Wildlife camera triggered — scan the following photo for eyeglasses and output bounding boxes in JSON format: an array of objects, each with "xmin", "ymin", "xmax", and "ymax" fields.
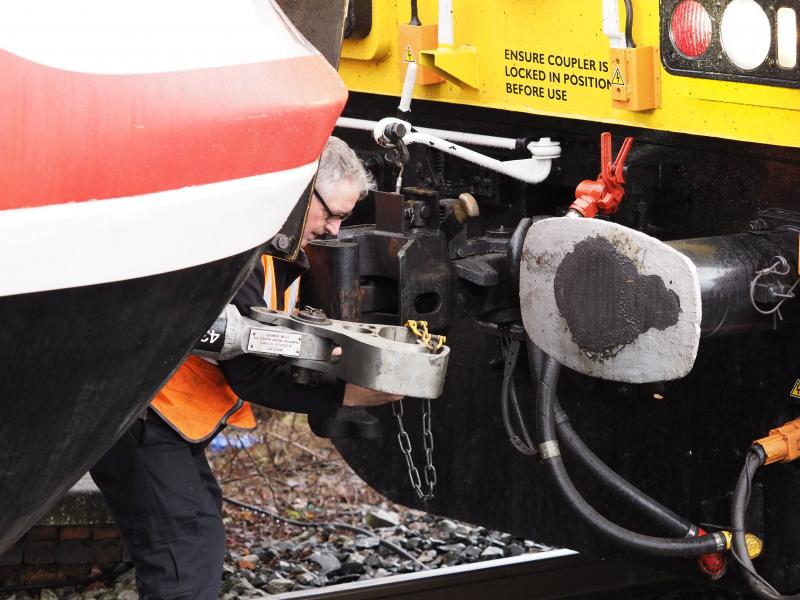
[{"xmin": 314, "ymin": 189, "xmax": 353, "ymax": 223}]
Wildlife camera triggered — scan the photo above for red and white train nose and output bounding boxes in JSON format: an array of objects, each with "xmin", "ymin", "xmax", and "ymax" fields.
[
  {"xmin": 0, "ymin": 0, "xmax": 347, "ymax": 554},
  {"xmin": 0, "ymin": 0, "xmax": 347, "ymax": 297}
]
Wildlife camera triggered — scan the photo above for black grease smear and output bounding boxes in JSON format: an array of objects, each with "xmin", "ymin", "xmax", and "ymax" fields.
[{"xmin": 554, "ymin": 236, "xmax": 680, "ymax": 356}]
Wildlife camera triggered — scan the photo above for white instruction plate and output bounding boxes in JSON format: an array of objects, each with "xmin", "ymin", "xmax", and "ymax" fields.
[{"xmin": 247, "ymin": 329, "xmax": 302, "ymax": 357}]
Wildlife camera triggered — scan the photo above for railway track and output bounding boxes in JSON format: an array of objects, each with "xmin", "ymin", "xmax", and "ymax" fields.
[{"xmin": 270, "ymin": 550, "xmax": 718, "ymax": 600}]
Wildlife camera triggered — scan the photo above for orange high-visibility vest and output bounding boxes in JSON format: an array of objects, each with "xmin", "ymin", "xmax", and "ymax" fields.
[{"xmin": 150, "ymin": 255, "xmax": 300, "ymax": 442}]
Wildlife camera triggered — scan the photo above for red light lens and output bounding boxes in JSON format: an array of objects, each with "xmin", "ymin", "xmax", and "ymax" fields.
[{"xmin": 670, "ymin": 0, "xmax": 712, "ymax": 59}]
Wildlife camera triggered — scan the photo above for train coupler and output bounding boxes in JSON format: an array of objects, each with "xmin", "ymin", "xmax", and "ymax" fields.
[{"xmin": 194, "ymin": 304, "xmax": 450, "ymax": 399}]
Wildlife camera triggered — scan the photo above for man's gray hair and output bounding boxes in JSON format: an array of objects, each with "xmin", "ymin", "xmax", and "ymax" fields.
[{"xmin": 316, "ymin": 136, "xmax": 374, "ymax": 200}]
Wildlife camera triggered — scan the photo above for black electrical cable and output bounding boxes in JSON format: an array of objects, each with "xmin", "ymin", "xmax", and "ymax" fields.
[
  {"xmin": 409, "ymin": 0, "xmax": 421, "ymax": 26},
  {"xmin": 499, "ymin": 216, "xmax": 536, "ymax": 454},
  {"xmin": 524, "ymin": 338, "xmax": 696, "ymax": 537},
  {"xmin": 535, "ymin": 355, "xmax": 718, "ymax": 556},
  {"xmin": 624, "ymin": 0, "xmax": 637, "ymax": 48},
  {"xmin": 223, "ymin": 496, "xmax": 429, "ymax": 571},
  {"xmin": 501, "ymin": 336, "xmax": 537, "ymax": 455},
  {"xmin": 731, "ymin": 448, "xmax": 800, "ymax": 599}
]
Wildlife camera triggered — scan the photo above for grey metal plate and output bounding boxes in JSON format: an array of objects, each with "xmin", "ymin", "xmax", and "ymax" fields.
[{"xmin": 519, "ymin": 218, "xmax": 701, "ymax": 383}]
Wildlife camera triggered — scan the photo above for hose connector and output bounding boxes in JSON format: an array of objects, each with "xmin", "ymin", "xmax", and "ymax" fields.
[
  {"xmin": 719, "ymin": 530, "xmax": 764, "ymax": 559},
  {"xmin": 696, "ymin": 529, "xmax": 727, "ymax": 579},
  {"xmin": 754, "ymin": 418, "xmax": 800, "ymax": 465}
]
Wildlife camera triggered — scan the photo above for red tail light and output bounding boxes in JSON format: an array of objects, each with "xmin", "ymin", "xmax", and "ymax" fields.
[{"xmin": 670, "ymin": 0, "xmax": 712, "ymax": 59}]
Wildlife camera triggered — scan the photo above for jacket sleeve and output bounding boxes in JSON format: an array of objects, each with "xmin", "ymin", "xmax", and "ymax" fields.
[
  {"xmin": 219, "ymin": 259, "xmax": 345, "ymax": 414},
  {"xmin": 219, "ymin": 354, "xmax": 345, "ymax": 414}
]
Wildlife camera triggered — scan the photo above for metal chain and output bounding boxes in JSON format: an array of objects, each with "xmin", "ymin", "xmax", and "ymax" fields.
[
  {"xmin": 391, "ymin": 320, "xmax": 444, "ymax": 501},
  {"xmin": 384, "ymin": 139, "xmax": 410, "ymax": 194},
  {"xmin": 392, "ymin": 397, "xmax": 436, "ymax": 500},
  {"xmin": 405, "ymin": 320, "xmax": 446, "ymax": 352}
]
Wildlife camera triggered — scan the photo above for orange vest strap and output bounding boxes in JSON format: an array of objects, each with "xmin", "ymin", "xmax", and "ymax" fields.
[{"xmin": 262, "ymin": 254, "xmax": 300, "ymax": 312}]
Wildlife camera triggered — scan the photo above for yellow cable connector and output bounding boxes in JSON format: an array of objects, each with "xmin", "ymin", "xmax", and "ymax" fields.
[
  {"xmin": 720, "ymin": 531, "xmax": 764, "ymax": 559},
  {"xmin": 754, "ymin": 418, "xmax": 800, "ymax": 465}
]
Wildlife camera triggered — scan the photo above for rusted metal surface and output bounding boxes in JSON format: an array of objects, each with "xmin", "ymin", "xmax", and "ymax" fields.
[{"xmin": 304, "ymin": 240, "xmax": 362, "ymax": 321}]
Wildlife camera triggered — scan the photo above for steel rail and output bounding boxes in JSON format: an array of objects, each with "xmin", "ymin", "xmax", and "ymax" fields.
[{"xmin": 269, "ymin": 550, "xmax": 709, "ymax": 600}]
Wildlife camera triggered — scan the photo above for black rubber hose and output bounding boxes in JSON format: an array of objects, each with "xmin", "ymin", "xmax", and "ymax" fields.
[
  {"xmin": 731, "ymin": 448, "xmax": 800, "ymax": 599},
  {"xmin": 525, "ymin": 338, "xmax": 695, "ymax": 537},
  {"xmin": 555, "ymin": 419, "xmax": 694, "ymax": 536},
  {"xmin": 535, "ymin": 355, "xmax": 718, "ymax": 556},
  {"xmin": 509, "ymin": 218, "xmax": 533, "ymax": 296}
]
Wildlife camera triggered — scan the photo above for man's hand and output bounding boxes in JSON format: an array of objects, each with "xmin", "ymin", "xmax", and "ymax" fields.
[{"xmin": 343, "ymin": 383, "xmax": 403, "ymax": 406}]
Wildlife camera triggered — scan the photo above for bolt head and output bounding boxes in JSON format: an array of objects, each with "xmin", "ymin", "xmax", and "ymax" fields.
[{"xmin": 271, "ymin": 234, "xmax": 291, "ymax": 252}]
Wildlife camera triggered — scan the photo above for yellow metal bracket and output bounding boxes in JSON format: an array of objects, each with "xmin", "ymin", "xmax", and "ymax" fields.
[
  {"xmin": 341, "ymin": 1, "xmax": 393, "ymax": 62},
  {"xmin": 420, "ymin": 45, "xmax": 480, "ymax": 89}
]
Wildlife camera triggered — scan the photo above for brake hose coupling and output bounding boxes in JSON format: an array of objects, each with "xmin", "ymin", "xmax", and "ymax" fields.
[
  {"xmin": 753, "ymin": 417, "xmax": 800, "ymax": 465},
  {"xmin": 693, "ymin": 528, "xmax": 728, "ymax": 579}
]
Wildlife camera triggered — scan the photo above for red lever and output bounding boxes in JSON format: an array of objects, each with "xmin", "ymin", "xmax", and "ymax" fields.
[{"xmin": 570, "ymin": 132, "xmax": 634, "ymax": 218}]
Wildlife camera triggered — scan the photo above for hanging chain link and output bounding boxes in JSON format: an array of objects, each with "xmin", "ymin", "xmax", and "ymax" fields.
[
  {"xmin": 392, "ymin": 398, "xmax": 436, "ymax": 500},
  {"xmin": 384, "ymin": 138, "xmax": 410, "ymax": 194},
  {"xmin": 391, "ymin": 321, "xmax": 445, "ymax": 501}
]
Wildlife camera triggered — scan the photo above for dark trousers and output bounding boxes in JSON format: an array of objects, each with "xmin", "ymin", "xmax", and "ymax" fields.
[{"xmin": 90, "ymin": 414, "xmax": 225, "ymax": 600}]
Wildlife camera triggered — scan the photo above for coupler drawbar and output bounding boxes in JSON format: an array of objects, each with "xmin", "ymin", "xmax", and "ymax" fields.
[{"xmin": 193, "ymin": 305, "xmax": 449, "ymax": 399}]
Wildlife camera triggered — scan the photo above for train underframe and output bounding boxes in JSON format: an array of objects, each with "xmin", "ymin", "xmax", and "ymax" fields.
[{"xmin": 303, "ymin": 92, "xmax": 800, "ymax": 592}]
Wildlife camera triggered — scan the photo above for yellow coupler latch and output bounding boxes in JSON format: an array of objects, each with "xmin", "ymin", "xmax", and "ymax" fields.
[
  {"xmin": 610, "ymin": 46, "xmax": 661, "ymax": 112},
  {"xmin": 754, "ymin": 418, "xmax": 800, "ymax": 465}
]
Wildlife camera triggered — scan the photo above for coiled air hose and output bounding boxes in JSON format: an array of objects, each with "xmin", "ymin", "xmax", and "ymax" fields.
[
  {"xmin": 731, "ymin": 447, "xmax": 800, "ymax": 599},
  {"xmin": 535, "ymin": 353, "xmax": 720, "ymax": 556}
]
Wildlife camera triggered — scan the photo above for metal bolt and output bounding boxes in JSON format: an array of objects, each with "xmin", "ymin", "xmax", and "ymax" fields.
[
  {"xmin": 296, "ymin": 306, "xmax": 330, "ymax": 324},
  {"xmin": 270, "ymin": 234, "xmax": 292, "ymax": 252},
  {"xmin": 386, "ymin": 122, "xmax": 407, "ymax": 140}
]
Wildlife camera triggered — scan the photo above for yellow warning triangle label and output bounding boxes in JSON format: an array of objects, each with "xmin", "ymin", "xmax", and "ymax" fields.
[
  {"xmin": 790, "ymin": 379, "xmax": 800, "ymax": 398},
  {"xmin": 611, "ymin": 67, "xmax": 625, "ymax": 86},
  {"xmin": 403, "ymin": 45, "xmax": 416, "ymax": 63}
]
